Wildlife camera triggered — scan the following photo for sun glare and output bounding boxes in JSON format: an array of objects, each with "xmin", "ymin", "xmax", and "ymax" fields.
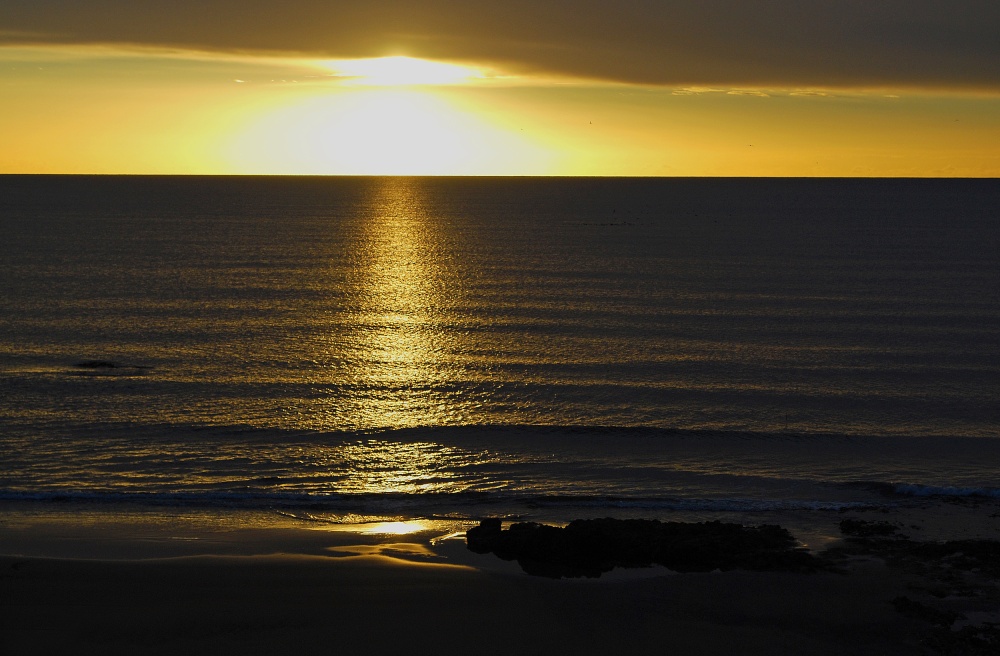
[
  {"xmin": 320, "ymin": 56, "xmax": 482, "ymax": 86},
  {"xmin": 225, "ymin": 86, "xmax": 553, "ymax": 175}
]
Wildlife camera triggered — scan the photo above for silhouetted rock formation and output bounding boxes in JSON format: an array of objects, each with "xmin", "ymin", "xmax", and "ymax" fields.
[
  {"xmin": 466, "ymin": 518, "xmax": 818, "ymax": 578},
  {"xmin": 832, "ymin": 524, "xmax": 1000, "ymax": 579},
  {"xmin": 827, "ymin": 520, "xmax": 1000, "ymax": 654}
]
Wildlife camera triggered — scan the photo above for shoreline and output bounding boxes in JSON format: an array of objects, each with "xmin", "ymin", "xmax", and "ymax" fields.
[{"xmin": 4, "ymin": 499, "xmax": 1000, "ymax": 654}]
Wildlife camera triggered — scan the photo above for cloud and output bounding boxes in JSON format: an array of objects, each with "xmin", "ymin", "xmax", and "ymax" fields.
[
  {"xmin": 726, "ymin": 90, "xmax": 771, "ymax": 98},
  {"xmin": 789, "ymin": 90, "xmax": 833, "ymax": 98},
  {"xmin": 2, "ymin": 0, "xmax": 998, "ymax": 91}
]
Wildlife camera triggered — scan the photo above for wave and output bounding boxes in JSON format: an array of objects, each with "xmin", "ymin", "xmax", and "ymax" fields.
[
  {"xmin": 11, "ymin": 481, "xmax": 994, "ymax": 508},
  {"xmin": 7, "ymin": 479, "xmax": 995, "ymax": 515},
  {"xmin": 5, "ymin": 422, "xmax": 998, "ymax": 519},
  {"xmin": 839, "ymin": 481, "xmax": 1000, "ymax": 500},
  {"xmin": 8, "ymin": 417, "xmax": 998, "ymax": 446},
  {"xmin": 892, "ymin": 483, "xmax": 1000, "ymax": 499},
  {"xmin": 0, "ymin": 488, "xmax": 881, "ymax": 515}
]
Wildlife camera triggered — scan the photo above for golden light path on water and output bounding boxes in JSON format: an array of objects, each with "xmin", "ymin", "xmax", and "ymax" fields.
[
  {"xmin": 342, "ymin": 178, "xmax": 467, "ymax": 426},
  {"xmin": 306, "ymin": 178, "xmax": 508, "ymax": 497}
]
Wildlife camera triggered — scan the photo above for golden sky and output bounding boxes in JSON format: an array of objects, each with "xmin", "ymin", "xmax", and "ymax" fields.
[{"xmin": 2, "ymin": 1, "xmax": 998, "ymax": 176}]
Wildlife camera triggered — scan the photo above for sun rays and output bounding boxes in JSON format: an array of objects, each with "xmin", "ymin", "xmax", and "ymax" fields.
[{"xmin": 223, "ymin": 66, "xmax": 554, "ymax": 175}]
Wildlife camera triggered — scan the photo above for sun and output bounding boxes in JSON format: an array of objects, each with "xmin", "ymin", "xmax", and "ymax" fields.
[
  {"xmin": 220, "ymin": 56, "xmax": 553, "ymax": 175},
  {"xmin": 225, "ymin": 90, "xmax": 478, "ymax": 174},
  {"xmin": 224, "ymin": 85, "xmax": 553, "ymax": 175},
  {"xmin": 310, "ymin": 89, "xmax": 474, "ymax": 174}
]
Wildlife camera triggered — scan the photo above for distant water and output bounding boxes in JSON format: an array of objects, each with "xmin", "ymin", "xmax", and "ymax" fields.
[{"xmin": 1, "ymin": 176, "xmax": 998, "ymax": 521}]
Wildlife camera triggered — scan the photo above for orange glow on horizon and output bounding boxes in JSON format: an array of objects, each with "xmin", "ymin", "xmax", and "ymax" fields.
[{"xmin": 0, "ymin": 46, "xmax": 998, "ymax": 177}]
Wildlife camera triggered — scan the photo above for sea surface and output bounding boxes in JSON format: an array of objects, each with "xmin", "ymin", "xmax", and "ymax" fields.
[{"xmin": 1, "ymin": 176, "xmax": 998, "ymax": 527}]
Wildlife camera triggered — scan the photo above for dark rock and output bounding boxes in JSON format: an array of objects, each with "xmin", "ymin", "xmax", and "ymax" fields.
[
  {"xmin": 822, "ymin": 529, "xmax": 1000, "ymax": 655},
  {"xmin": 891, "ymin": 596, "xmax": 962, "ymax": 627},
  {"xmin": 466, "ymin": 518, "xmax": 503, "ymax": 554},
  {"xmin": 466, "ymin": 518, "xmax": 818, "ymax": 578},
  {"xmin": 911, "ymin": 540, "xmax": 1000, "ymax": 578}
]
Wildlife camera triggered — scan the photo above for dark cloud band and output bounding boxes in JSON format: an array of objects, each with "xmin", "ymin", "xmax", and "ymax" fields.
[{"xmin": 2, "ymin": 0, "xmax": 998, "ymax": 90}]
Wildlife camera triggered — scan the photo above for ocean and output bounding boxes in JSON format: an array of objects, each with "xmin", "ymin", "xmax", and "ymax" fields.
[{"xmin": 1, "ymin": 176, "xmax": 998, "ymax": 530}]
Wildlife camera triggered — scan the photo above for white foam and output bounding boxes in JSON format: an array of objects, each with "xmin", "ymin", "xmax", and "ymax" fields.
[{"xmin": 894, "ymin": 483, "xmax": 1000, "ymax": 498}]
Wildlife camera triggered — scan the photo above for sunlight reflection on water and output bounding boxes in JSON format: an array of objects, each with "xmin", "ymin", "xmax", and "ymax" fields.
[
  {"xmin": 318, "ymin": 178, "xmax": 476, "ymax": 430},
  {"xmin": 3, "ymin": 177, "xmax": 999, "ymax": 513},
  {"xmin": 358, "ymin": 520, "xmax": 427, "ymax": 535}
]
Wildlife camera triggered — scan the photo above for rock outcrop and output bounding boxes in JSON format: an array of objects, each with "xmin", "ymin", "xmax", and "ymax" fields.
[{"xmin": 467, "ymin": 518, "xmax": 818, "ymax": 578}]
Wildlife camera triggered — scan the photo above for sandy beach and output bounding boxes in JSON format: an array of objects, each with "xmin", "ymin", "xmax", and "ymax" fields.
[{"xmin": 4, "ymin": 501, "xmax": 999, "ymax": 655}]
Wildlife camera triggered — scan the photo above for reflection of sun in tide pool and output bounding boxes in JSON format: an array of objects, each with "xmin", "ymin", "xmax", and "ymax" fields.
[
  {"xmin": 225, "ymin": 57, "xmax": 552, "ymax": 175},
  {"xmin": 360, "ymin": 521, "xmax": 427, "ymax": 536}
]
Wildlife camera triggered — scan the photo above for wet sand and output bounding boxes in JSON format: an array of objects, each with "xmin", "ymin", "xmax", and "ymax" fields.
[{"xmin": 3, "ymin": 501, "xmax": 999, "ymax": 655}]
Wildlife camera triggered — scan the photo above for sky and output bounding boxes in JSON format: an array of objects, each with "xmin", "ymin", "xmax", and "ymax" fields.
[{"xmin": 2, "ymin": 1, "xmax": 998, "ymax": 176}]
